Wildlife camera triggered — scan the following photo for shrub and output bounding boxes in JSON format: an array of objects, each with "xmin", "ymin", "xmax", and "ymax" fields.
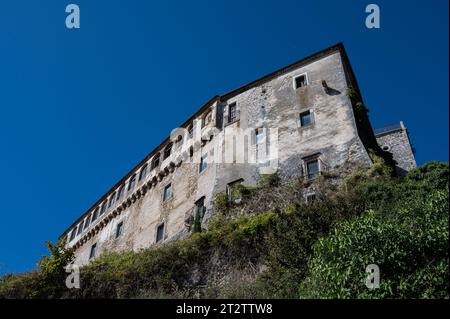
[{"xmin": 299, "ymin": 189, "xmax": 449, "ymax": 299}]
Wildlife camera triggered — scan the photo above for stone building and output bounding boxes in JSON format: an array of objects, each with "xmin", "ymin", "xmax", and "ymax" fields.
[{"xmin": 61, "ymin": 43, "xmax": 415, "ymax": 265}]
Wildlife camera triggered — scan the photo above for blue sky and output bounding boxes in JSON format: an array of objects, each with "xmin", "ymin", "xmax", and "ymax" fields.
[{"xmin": 0, "ymin": 0, "xmax": 448, "ymax": 274}]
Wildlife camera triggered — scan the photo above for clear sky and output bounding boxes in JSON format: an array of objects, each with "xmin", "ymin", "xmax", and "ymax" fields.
[{"xmin": 0, "ymin": 0, "xmax": 448, "ymax": 274}]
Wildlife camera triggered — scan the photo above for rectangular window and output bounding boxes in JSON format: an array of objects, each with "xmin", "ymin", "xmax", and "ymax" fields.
[
  {"xmin": 116, "ymin": 185, "xmax": 125, "ymax": 202},
  {"xmin": 199, "ymin": 154, "xmax": 208, "ymax": 173},
  {"xmin": 69, "ymin": 228, "xmax": 77, "ymax": 241},
  {"xmin": 139, "ymin": 164, "xmax": 148, "ymax": 181},
  {"xmin": 306, "ymin": 193, "xmax": 316, "ymax": 203},
  {"xmin": 187, "ymin": 123, "xmax": 194, "ymax": 138},
  {"xmin": 294, "ymin": 74, "xmax": 307, "ymax": 89},
  {"xmin": 156, "ymin": 223, "xmax": 164, "ymax": 243},
  {"xmin": 92, "ymin": 207, "xmax": 99, "ymax": 221},
  {"xmin": 77, "ymin": 221, "xmax": 84, "ymax": 235},
  {"xmin": 306, "ymin": 159, "xmax": 320, "ymax": 180},
  {"xmin": 89, "ymin": 243, "xmax": 97, "ymax": 260},
  {"xmin": 255, "ymin": 128, "xmax": 266, "ymax": 144},
  {"xmin": 116, "ymin": 222, "xmax": 124, "ymax": 238},
  {"xmin": 108, "ymin": 192, "xmax": 116, "ymax": 208},
  {"xmin": 84, "ymin": 215, "xmax": 91, "ymax": 230},
  {"xmin": 128, "ymin": 174, "xmax": 136, "ymax": 192},
  {"xmin": 151, "ymin": 154, "xmax": 160, "ymax": 170},
  {"xmin": 163, "ymin": 184, "xmax": 172, "ymax": 201},
  {"xmin": 300, "ymin": 111, "xmax": 313, "ymax": 127},
  {"xmin": 203, "ymin": 112, "xmax": 212, "ymax": 127},
  {"xmin": 99, "ymin": 202, "xmax": 107, "ymax": 216},
  {"xmin": 228, "ymin": 103, "xmax": 237, "ymax": 123},
  {"xmin": 226, "ymin": 179, "xmax": 244, "ymax": 203},
  {"xmin": 164, "ymin": 143, "xmax": 173, "ymax": 160},
  {"xmin": 195, "ymin": 197, "xmax": 206, "ymax": 219}
]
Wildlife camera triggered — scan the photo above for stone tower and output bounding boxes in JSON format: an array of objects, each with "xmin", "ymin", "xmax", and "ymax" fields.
[{"xmin": 375, "ymin": 121, "xmax": 416, "ymax": 176}]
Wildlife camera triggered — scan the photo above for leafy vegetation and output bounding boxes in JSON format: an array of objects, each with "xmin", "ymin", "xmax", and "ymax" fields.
[{"xmin": 0, "ymin": 162, "xmax": 448, "ymax": 299}]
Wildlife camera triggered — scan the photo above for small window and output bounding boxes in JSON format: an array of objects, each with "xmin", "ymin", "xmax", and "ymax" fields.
[
  {"xmin": 163, "ymin": 184, "xmax": 172, "ymax": 201},
  {"xmin": 300, "ymin": 111, "xmax": 313, "ymax": 127},
  {"xmin": 128, "ymin": 174, "xmax": 136, "ymax": 192},
  {"xmin": 156, "ymin": 223, "xmax": 164, "ymax": 243},
  {"xmin": 84, "ymin": 215, "xmax": 91, "ymax": 230},
  {"xmin": 294, "ymin": 74, "xmax": 307, "ymax": 89},
  {"xmin": 108, "ymin": 192, "xmax": 116, "ymax": 208},
  {"xmin": 306, "ymin": 159, "xmax": 320, "ymax": 180},
  {"xmin": 306, "ymin": 193, "xmax": 316, "ymax": 203},
  {"xmin": 189, "ymin": 146, "xmax": 194, "ymax": 159},
  {"xmin": 116, "ymin": 185, "xmax": 125, "ymax": 201},
  {"xmin": 151, "ymin": 153, "xmax": 160, "ymax": 170},
  {"xmin": 195, "ymin": 197, "xmax": 206, "ymax": 221},
  {"xmin": 116, "ymin": 221, "xmax": 124, "ymax": 238},
  {"xmin": 92, "ymin": 207, "xmax": 99, "ymax": 221},
  {"xmin": 228, "ymin": 103, "xmax": 237, "ymax": 123},
  {"xmin": 163, "ymin": 142, "xmax": 173, "ymax": 160},
  {"xmin": 77, "ymin": 220, "xmax": 84, "ymax": 235},
  {"xmin": 69, "ymin": 228, "xmax": 77, "ymax": 241},
  {"xmin": 89, "ymin": 243, "xmax": 97, "ymax": 260},
  {"xmin": 199, "ymin": 154, "xmax": 208, "ymax": 173},
  {"xmin": 139, "ymin": 164, "xmax": 148, "ymax": 181},
  {"xmin": 255, "ymin": 128, "xmax": 266, "ymax": 144},
  {"xmin": 99, "ymin": 202, "xmax": 107, "ymax": 216}
]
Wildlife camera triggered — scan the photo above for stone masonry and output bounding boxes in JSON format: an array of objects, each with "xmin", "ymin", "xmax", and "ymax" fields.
[
  {"xmin": 60, "ymin": 43, "xmax": 416, "ymax": 266},
  {"xmin": 375, "ymin": 121, "xmax": 417, "ymax": 176}
]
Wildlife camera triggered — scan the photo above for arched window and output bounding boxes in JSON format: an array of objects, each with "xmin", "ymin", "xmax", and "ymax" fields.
[
  {"xmin": 151, "ymin": 153, "xmax": 160, "ymax": 170},
  {"xmin": 139, "ymin": 163, "xmax": 148, "ymax": 181},
  {"xmin": 128, "ymin": 174, "xmax": 137, "ymax": 191}
]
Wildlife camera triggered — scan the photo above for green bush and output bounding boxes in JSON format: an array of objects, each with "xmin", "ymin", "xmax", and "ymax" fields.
[
  {"xmin": 1, "ymin": 162, "xmax": 448, "ymax": 299},
  {"xmin": 299, "ymin": 189, "xmax": 449, "ymax": 298}
]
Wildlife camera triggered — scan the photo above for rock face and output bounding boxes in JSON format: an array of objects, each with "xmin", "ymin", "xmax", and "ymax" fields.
[
  {"xmin": 61, "ymin": 43, "xmax": 414, "ymax": 266},
  {"xmin": 375, "ymin": 121, "xmax": 417, "ymax": 176}
]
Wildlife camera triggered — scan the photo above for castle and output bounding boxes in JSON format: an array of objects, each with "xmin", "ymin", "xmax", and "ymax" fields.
[{"xmin": 61, "ymin": 43, "xmax": 416, "ymax": 265}]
